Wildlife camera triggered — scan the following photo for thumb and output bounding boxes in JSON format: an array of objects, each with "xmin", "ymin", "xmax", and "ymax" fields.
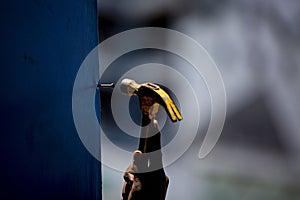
[
  {"xmin": 132, "ymin": 150, "xmax": 148, "ymax": 173},
  {"xmin": 132, "ymin": 150, "xmax": 142, "ymax": 165}
]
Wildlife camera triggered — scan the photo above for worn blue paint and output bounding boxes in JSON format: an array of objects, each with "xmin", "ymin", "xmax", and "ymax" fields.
[{"xmin": 0, "ymin": 0, "xmax": 101, "ymax": 199}]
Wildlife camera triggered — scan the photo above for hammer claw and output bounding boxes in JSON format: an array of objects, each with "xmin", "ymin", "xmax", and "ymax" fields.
[
  {"xmin": 165, "ymin": 100, "xmax": 177, "ymax": 122},
  {"xmin": 169, "ymin": 101, "xmax": 183, "ymax": 121},
  {"xmin": 153, "ymin": 87, "xmax": 182, "ymax": 122}
]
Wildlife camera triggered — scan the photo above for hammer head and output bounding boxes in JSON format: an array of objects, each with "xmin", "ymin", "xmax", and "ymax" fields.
[
  {"xmin": 120, "ymin": 79, "xmax": 183, "ymax": 122},
  {"xmin": 120, "ymin": 79, "xmax": 140, "ymax": 96}
]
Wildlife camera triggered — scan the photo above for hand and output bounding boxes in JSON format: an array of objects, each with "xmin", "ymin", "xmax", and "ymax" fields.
[{"xmin": 122, "ymin": 150, "xmax": 169, "ymax": 200}]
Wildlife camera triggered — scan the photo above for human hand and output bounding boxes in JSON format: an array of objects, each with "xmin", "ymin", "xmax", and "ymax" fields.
[{"xmin": 122, "ymin": 150, "xmax": 169, "ymax": 200}]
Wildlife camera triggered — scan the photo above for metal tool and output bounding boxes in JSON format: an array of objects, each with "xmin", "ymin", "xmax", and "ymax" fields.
[{"xmin": 120, "ymin": 78, "xmax": 182, "ymax": 122}]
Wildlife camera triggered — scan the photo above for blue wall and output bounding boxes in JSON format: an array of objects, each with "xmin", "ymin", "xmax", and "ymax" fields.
[{"xmin": 0, "ymin": 0, "xmax": 101, "ymax": 199}]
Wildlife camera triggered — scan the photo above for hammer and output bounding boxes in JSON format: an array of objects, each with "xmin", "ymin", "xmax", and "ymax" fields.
[
  {"xmin": 120, "ymin": 78, "xmax": 182, "ymax": 200},
  {"xmin": 120, "ymin": 78, "xmax": 182, "ymax": 153}
]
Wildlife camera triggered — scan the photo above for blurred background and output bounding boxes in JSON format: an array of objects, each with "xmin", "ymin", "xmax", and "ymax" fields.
[{"xmin": 98, "ymin": 0, "xmax": 300, "ymax": 199}]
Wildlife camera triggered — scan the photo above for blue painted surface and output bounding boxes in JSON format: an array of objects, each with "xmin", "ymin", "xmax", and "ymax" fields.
[{"xmin": 0, "ymin": 0, "xmax": 101, "ymax": 199}]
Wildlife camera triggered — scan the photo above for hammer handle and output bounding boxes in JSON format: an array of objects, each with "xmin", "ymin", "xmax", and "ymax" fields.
[{"xmin": 138, "ymin": 113, "xmax": 162, "ymax": 153}]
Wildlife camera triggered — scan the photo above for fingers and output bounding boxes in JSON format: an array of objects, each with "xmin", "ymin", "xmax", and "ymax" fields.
[
  {"xmin": 132, "ymin": 150, "xmax": 142, "ymax": 163},
  {"xmin": 132, "ymin": 150, "xmax": 148, "ymax": 173},
  {"xmin": 122, "ymin": 180, "xmax": 132, "ymax": 200},
  {"xmin": 122, "ymin": 151, "xmax": 142, "ymax": 200},
  {"xmin": 123, "ymin": 151, "xmax": 169, "ymax": 200}
]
